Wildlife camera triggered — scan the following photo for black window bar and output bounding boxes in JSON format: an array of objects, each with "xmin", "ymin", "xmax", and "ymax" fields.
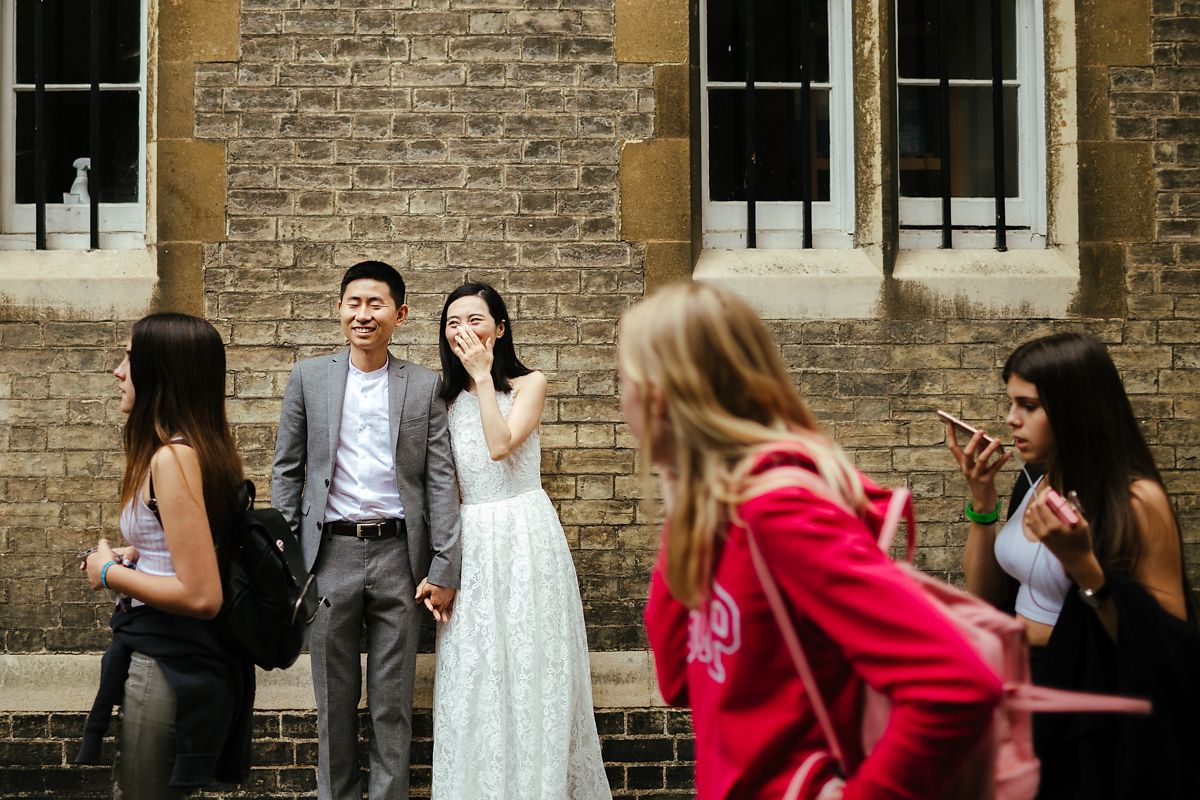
[
  {"xmin": 743, "ymin": 0, "xmax": 816, "ymax": 250},
  {"xmin": 743, "ymin": 0, "xmax": 756, "ymax": 248},
  {"xmin": 934, "ymin": 0, "xmax": 1008, "ymax": 251},
  {"xmin": 936, "ymin": 0, "xmax": 951, "ymax": 249},
  {"xmin": 33, "ymin": 0, "xmax": 46, "ymax": 250},
  {"xmin": 90, "ymin": 0, "xmax": 101, "ymax": 250},
  {"xmin": 798, "ymin": 0, "xmax": 813, "ymax": 249},
  {"xmin": 29, "ymin": 0, "xmax": 104, "ymax": 251},
  {"xmin": 990, "ymin": 0, "xmax": 1007, "ymax": 252}
]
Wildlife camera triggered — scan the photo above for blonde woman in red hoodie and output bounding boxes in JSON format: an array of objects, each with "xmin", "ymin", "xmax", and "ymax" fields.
[{"xmin": 618, "ymin": 282, "xmax": 1001, "ymax": 800}]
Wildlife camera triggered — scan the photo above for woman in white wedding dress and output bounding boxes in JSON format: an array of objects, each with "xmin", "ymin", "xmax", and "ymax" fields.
[{"xmin": 428, "ymin": 282, "xmax": 612, "ymax": 800}]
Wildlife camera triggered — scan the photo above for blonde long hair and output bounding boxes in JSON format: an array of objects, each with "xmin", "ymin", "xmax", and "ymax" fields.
[{"xmin": 618, "ymin": 282, "xmax": 864, "ymax": 608}]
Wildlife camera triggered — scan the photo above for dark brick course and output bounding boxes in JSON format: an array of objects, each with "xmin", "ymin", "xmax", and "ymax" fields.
[{"xmin": 0, "ymin": 710, "xmax": 695, "ymax": 799}]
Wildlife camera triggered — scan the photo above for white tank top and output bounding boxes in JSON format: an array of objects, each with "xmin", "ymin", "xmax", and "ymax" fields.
[
  {"xmin": 120, "ymin": 492, "xmax": 175, "ymax": 578},
  {"xmin": 993, "ymin": 479, "xmax": 1072, "ymax": 625}
]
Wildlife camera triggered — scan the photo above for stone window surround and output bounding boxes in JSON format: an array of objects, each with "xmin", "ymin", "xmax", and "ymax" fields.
[
  {"xmin": 0, "ymin": 0, "xmax": 236, "ymax": 320},
  {"xmin": 618, "ymin": 0, "xmax": 1119, "ymax": 320}
]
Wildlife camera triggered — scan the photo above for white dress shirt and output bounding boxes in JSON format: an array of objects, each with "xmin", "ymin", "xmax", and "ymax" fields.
[{"xmin": 324, "ymin": 360, "xmax": 406, "ymax": 523}]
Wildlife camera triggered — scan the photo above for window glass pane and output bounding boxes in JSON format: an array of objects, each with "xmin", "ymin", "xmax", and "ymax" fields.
[
  {"xmin": 896, "ymin": 0, "xmax": 1016, "ymax": 81},
  {"xmin": 898, "ymin": 86, "xmax": 1018, "ymax": 198},
  {"xmin": 709, "ymin": 88, "xmax": 831, "ymax": 202},
  {"xmin": 17, "ymin": 0, "xmax": 142, "ymax": 84},
  {"xmin": 16, "ymin": 91, "xmax": 141, "ymax": 203},
  {"xmin": 708, "ymin": 0, "xmax": 830, "ymax": 83}
]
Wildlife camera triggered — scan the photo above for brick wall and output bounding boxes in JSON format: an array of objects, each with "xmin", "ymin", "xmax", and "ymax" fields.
[
  {"xmin": 0, "ymin": 709, "xmax": 695, "ymax": 799},
  {"xmin": 198, "ymin": 0, "xmax": 660, "ymax": 652}
]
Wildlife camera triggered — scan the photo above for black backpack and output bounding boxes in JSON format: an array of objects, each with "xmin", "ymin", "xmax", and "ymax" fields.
[
  {"xmin": 149, "ymin": 476, "xmax": 325, "ymax": 670},
  {"xmin": 218, "ymin": 480, "xmax": 325, "ymax": 669}
]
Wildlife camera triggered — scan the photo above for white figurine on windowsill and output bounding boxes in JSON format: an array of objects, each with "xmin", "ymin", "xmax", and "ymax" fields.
[{"xmin": 63, "ymin": 157, "xmax": 91, "ymax": 204}]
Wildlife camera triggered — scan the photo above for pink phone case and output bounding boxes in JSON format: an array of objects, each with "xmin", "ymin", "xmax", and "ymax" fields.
[{"xmin": 1044, "ymin": 488, "xmax": 1080, "ymax": 527}]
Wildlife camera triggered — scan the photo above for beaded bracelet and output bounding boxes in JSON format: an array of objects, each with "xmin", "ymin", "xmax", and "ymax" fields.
[
  {"xmin": 100, "ymin": 560, "xmax": 118, "ymax": 590},
  {"xmin": 964, "ymin": 498, "xmax": 1001, "ymax": 525}
]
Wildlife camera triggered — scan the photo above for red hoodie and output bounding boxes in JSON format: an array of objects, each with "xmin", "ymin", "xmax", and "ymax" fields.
[{"xmin": 644, "ymin": 457, "xmax": 1002, "ymax": 800}]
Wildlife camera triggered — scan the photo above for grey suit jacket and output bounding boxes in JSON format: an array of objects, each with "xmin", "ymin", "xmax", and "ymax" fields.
[{"xmin": 271, "ymin": 348, "xmax": 461, "ymax": 588}]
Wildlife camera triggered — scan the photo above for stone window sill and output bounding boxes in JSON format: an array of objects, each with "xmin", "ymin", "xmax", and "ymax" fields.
[
  {"xmin": 694, "ymin": 248, "xmax": 883, "ymax": 319},
  {"xmin": 695, "ymin": 246, "xmax": 1080, "ymax": 319},
  {"xmin": 892, "ymin": 246, "xmax": 1078, "ymax": 317},
  {"xmin": 0, "ymin": 247, "xmax": 157, "ymax": 319}
]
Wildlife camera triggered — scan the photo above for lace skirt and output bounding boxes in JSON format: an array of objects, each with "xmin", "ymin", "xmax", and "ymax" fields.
[{"xmin": 431, "ymin": 488, "xmax": 612, "ymax": 800}]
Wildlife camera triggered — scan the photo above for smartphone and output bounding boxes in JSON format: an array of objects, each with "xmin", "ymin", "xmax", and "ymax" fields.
[
  {"xmin": 1044, "ymin": 488, "xmax": 1080, "ymax": 527},
  {"xmin": 936, "ymin": 410, "xmax": 1004, "ymax": 452}
]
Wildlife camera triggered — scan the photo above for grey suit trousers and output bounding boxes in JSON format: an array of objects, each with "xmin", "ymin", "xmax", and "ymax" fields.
[{"xmin": 311, "ymin": 532, "xmax": 422, "ymax": 800}]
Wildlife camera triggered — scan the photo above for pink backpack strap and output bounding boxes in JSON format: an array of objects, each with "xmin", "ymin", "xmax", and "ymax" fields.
[
  {"xmin": 742, "ymin": 465, "xmax": 919, "ymax": 776},
  {"xmin": 746, "ymin": 527, "xmax": 849, "ymax": 775},
  {"xmin": 1006, "ymin": 683, "xmax": 1151, "ymax": 715},
  {"xmin": 875, "ymin": 487, "xmax": 917, "ymax": 562},
  {"xmin": 745, "ymin": 464, "xmax": 917, "ymax": 561}
]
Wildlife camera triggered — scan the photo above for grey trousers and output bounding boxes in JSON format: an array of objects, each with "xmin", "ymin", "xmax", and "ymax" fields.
[
  {"xmin": 114, "ymin": 652, "xmax": 186, "ymax": 800},
  {"xmin": 311, "ymin": 532, "xmax": 422, "ymax": 800}
]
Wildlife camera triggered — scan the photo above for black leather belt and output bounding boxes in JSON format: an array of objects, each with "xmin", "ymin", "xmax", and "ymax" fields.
[{"xmin": 325, "ymin": 519, "xmax": 404, "ymax": 539}]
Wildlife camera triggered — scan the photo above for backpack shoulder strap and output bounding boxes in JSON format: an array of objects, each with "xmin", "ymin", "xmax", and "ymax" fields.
[
  {"xmin": 875, "ymin": 487, "xmax": 917, "ymax": 562},
  {"xmin": 145, "ymin": 436, "xmax": 194, "ymax": 524},
  {"xmin": 745, "ymin": 526, "xmax": 849, "ymax": 774},
  {"xmin": 745, "ymin": 464, "xmax": 917, "ymax": 561}
]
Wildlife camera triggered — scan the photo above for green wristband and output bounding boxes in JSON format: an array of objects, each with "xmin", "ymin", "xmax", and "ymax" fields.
[{"xmin": 964, "ymin": 498, "xmax": 1001, "ymax": 525}]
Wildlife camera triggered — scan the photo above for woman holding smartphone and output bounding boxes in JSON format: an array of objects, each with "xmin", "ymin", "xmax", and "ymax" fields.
[
  {"xmin": 76, "ymin": 313, "xmax": 253, "ymax": 798},
  {"xmin": 945, "ymin": 331, "xmax": 1199, "ymax": 799}
]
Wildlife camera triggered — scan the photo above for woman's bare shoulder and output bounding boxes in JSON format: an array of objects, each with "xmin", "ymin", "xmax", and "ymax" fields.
[{"xmin": 511, "ymin": 370, "xmax": 547, "ymax": 393}]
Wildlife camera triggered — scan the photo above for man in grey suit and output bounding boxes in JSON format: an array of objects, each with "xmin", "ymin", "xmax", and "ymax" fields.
[{"xmin": 272, "ymin": 260, "xmax": 461, "ymax": 800}]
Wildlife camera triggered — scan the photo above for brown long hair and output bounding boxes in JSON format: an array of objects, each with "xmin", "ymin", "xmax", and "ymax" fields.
[
  {"xmin": 618, "ymin": 282, "xmax": 864, "ymax": 608},
  {"xmin": 1004, "ymin": 333, "xmax": 1166, "ymax": 572},
  {"xmin": 120, "ymin": 313, "xmax": 243, "ymax": 553},
  {"xmin": 1004, "ymin": 332, "xmax": 1195, "ymax": 623}
]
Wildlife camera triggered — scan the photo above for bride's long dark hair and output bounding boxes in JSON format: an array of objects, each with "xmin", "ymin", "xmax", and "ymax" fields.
[{"xmin": 438, "ymin": 283, "xmax": 531, "ymax": 404}]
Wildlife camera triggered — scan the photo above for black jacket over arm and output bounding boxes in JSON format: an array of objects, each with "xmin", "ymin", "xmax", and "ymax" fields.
[
  {"xmin": 1034, "ymin": 571, "xmax": 1200, "ymax": 800},
  {"xmin": 75, "ymin": 604, "xmax": 255, "ymax": 789}
]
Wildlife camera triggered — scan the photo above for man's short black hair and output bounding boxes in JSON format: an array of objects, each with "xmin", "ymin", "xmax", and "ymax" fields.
[{"xmin": 339, "ymin": 260, "xmax": 406, "ymax": 306}]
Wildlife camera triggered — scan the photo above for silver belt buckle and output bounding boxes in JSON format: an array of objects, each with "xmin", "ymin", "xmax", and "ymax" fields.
[{"xmin": 355, "ymin": 522, "xmax": 382, "ymax": 538}]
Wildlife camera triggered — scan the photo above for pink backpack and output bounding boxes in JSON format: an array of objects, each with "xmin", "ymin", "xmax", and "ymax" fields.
[{"xmin": 744, "ymin": 471, "xmax": 1152, "ymax": 800}]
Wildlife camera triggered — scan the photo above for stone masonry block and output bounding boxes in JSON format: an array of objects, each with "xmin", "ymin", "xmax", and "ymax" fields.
[
  {"xmin": 159, "ymin": 0, "xmax": 239, "ymax": 63},
  {"xmin": 619, "ymin": 138, "xmax": 690, "ymax": 241},
  {"xmin": 158, "ymin": 139, "xmax": 229, "ymax": 242},
  {"xmin": 1080, "ymin": 141, "xmax": 1155, "ymax": 241},
  {"xmin": 614, "ymin": 0, "xmax": 688, "ymax": 63},
  {"xmin": 1078, "ymin": 0, "xmax": 1151, "ymax": 66}
]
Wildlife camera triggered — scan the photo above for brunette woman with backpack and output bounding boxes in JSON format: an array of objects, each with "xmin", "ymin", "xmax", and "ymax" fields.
[
  {"xmin": 76, "ymin": 313, "xmax": 254, "ymax": 798},
  {"xmin": 620, "ymin": 282, "xmax": 1002, "ymax": 800},
  {"xmin": 946, "ymin": 332, "xmax": 1200, "ymax": 798}
]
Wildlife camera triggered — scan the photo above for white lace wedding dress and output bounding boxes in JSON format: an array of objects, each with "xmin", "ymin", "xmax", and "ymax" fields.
[{"xmin": 432, "ymin": 390, "xmax": 612, "ymax": 800}]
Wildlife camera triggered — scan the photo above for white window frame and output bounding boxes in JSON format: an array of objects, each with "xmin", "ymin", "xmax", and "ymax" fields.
[
  {"xmin": 0, "ymin": 0, "xmax": 147, "ymax": 250},
  {"xmin": 896, "ymin": 0, "xmax": 1046, "ymax": 247},
  {"xmin": 700, "ymin": 0, "xmax": 855, "ymax": 250}
]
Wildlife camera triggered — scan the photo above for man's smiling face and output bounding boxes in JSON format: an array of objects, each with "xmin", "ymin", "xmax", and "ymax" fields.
[{"xmin": 337, "ymin": 278, "xmax": 407, "ymax": 358}]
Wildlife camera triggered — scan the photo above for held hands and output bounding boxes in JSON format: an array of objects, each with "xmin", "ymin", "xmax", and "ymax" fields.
[
  {"xmin": 452, "ymin": 328, "xmax": 493, "ymax": 383},
  {"xmin": 945, "ymin": 426, "xmax": 1011, "ymax": 513},
  {"xmin": 415, "ymin": 578, "xmax": 457, "ymax": 623}
]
